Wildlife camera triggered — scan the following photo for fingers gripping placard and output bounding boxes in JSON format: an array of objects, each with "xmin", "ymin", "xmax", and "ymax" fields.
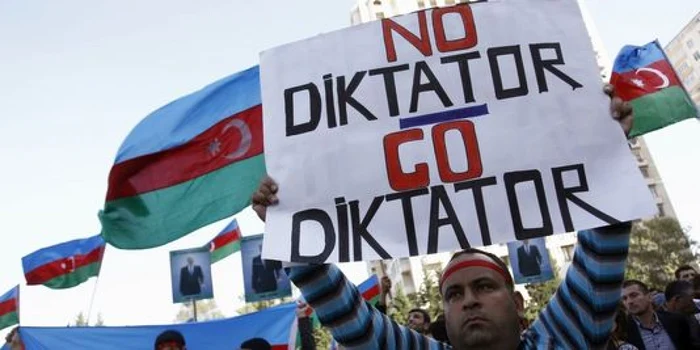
[{"xmin": 260, "ymin": 1, "xmax": 656, "ymax": 263}]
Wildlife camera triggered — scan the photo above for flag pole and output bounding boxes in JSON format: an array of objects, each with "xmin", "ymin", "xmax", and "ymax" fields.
[{"xmin": 86, "ymin": 245, "xmax": 107, "ymax": 325}]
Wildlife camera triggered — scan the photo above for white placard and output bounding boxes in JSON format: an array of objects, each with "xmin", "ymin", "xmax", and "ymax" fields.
[{"xmin": 260, "ymin": 0, "xmax": 655, "ymax": 263}]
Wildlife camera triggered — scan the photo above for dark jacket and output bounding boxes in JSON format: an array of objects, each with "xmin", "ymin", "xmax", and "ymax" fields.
[
  {"xmin": 517, "ymin": 244, "xmax": 542, "ymax": 277},
  {"xmin": 179, "ymin": 265, "xmax": 203, "ymax": 296},
  {"xmin": 626, "ymin": 311, "xmax": 698, "ymax": 350},
  {"xmin": 252, "ymin": 256, "xmax": 280, "ymax": 293}
]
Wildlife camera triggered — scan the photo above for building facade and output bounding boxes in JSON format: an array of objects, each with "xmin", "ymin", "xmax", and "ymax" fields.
[
  {"xmin": 357, "ymin": 0, "xmax": 677, "ymax": 297},
  {"xmin": 665, "ymin": 12, "xmax": 700, "ymax": 105}
]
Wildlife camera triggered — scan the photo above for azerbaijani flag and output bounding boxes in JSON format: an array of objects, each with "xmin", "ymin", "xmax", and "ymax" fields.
[
  {"xmin": 611, "ymin": 41, "xmax": 698, "ymax": 137},
  {"xmin": 0, "ymin": 286, "xmax": 19, "ymax": 331},
  {"xmin": 358, "ymin": 275, "xmax": 380, "ymax": 305},
  {"xmin": 207, "ymin": 219, "xmax": 242, "ymax": 263},
  {"xmin": 22, "ymin": 235, "xmax": 105, "ymax": 289},
  {"xmin": 99, "ymin": 66, "xmax": 265, "ymax": 249}
]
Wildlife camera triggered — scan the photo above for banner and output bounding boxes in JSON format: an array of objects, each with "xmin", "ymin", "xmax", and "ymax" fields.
[
  {"xmin": 241, "ymin": 235, "xmax": 292, "ymax": 302},
  {"xmin": 506, "ymin": 237, "xmax": 554, "ymax": 284},
  {"xmin": 170, "ymin": 247, "xmax": 214, "ymax": 303},
  {"xmin": 260, "ymin": 0, "xmax": 655, "ymax": 263}
]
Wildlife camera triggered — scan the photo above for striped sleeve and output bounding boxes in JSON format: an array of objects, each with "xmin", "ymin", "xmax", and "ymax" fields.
[
  {"xmin": 286, "ymin": 264, "xmax": 449, "ymax": 350},
  {"xmin": 526, "ymin": 222, "xmax": 632, "ymax": 349}
]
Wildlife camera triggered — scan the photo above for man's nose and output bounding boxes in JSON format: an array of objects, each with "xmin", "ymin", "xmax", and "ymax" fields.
[{"xmin": 461, "ymin": 288, "xmax": 480, "ymax": 310}]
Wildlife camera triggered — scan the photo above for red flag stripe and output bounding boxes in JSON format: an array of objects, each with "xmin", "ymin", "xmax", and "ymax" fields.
[
  {"xmin": 611, "ymin": 60, "xmax": 682, "ymax": 101},
  {"xmin": 106, "ymin": 105, "xmax": 263, "ymax": 201},
  {"xmin": 212, "ymin": 228, "xmax": 241, "ymax": 249},
  {"xmin": 24, "ymin": 246, "xmax": 105, "ymax": 285},
  {"xmin": 0, "ymin": 299, "xmax": 17, "ymax": 317},
  {"xmin": 361, "ymin": 284, "xmax": 380, "ymax": 301},
  {"xmin": 270, "ymin": 345, "xmax": 288, "ymax": 350}
]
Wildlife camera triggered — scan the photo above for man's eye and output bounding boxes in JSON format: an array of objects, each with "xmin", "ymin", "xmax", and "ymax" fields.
[
  {"xmin": 446, "ymin": 290, "xmax": 463, "ymax": 302},
  {"xmin": 477, "ymin": 283, "xmax": 495, "ymax": 292}
]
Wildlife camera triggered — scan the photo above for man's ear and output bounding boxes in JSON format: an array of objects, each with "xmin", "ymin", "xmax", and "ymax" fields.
[{"xmin": 513, "ymin": 290, "xmax": 525, "ymax": 316}]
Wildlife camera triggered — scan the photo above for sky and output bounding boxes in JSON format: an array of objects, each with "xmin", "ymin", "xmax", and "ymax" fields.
[{"xmin": 0, "ymin": 0, "xmax": 698, "ymax": 328}]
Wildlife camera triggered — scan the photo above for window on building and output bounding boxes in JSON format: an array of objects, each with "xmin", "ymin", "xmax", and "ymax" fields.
[
  {"xmin": 688, "ymin": 39, "xmax": 695, "ymax": 49},
  {"xmin": 429, "ymin": 0, "xmax": 438, "ymax": 7},
  {"xmin": 445, "ymin": 0, "xmax": 456, "ymax": 4},
  {"xmin": 639, "ymin": 166, "xmax": 649, "ymax": 178},
  {"xmin": 561, "ymin": 245, "xmax": 575, "ymax": 262},
  {"xmin": 376, "ymin": 11, "xmax": 385, "ymax": 19},
  {"xmin": 649, "ymin": 184, "xmax": 658, "ymax": 198},
  {"xmin": 657, "ymin": 204, "xmax": 665, "ymax": 217},
  {"xmin": 694, "ymin": 51, "xmax": 700, "ymax": 61}
]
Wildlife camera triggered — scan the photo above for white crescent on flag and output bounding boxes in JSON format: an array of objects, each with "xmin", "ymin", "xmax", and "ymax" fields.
[{"xmin": 635, "ymin": 67, "xmax": 670, "ymax": 89}]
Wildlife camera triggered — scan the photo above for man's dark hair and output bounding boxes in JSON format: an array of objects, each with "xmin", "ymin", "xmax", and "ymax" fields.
[
  {"xmin": 622, "ymin": 280, "xmax": 649, "ymax": 294},
  {"xmin": 240, "ymin": 337, "xmax": 271, "ymax": 350},
  {"xmin": 154, "ymin": 330, "xmax": 185, "ymax": 349},
  {"xmin": 408, "ymin": 308, "xmax": 431, "ymax": 324},
  {"xmin": 665, "ymin": 280, "xmax": 693, "ymax": 301},
  {"xmin": 675, "ymin": 265, "xmax": 696, "ymax": 279},
  {"xmin": 429, "ymin": 314, "xmax": 449, "ymax": 344},
  {"xmin": 693, "ymin": 275, "xmax": 700, "ymax": 289},
  {"xmin": 447, "ymin": 248, "xmax": 513, "ymax": 289}
]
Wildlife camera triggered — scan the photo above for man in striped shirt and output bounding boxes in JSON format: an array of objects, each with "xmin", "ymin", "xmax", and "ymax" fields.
[{"xmin": 251, "ymin": 85, "xmax": 634, "ymax": 349}]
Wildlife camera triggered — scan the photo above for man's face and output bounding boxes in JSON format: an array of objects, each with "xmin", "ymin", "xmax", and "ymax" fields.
[
  {"xmin": 187, "ymin": 257, "xmax": 194, "ymax": 265},
  {"xmin": 679, "ymin": 269, "xmax": 696, "ymax": 282},
  {"xmin": 157, "ymin": 343, "xmax": 184, "ymax": 350},
  {"xmin": 407, "ymin": 311, "xmax": 428, "ymax": 332},
  {"xmin": 441, "ymin": 253, "xmax": 522, "ymax": 349},
  {"xmin": 622, "ymin": 285, "xmax": 651, "ymax": 316},
  {"xmin": 669, "ymin": 288, "xmax": 696, "ymax": 315}
]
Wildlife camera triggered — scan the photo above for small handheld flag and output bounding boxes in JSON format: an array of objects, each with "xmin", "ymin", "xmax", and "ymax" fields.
[
  {"xmin": 611, "ymin": 40, "xmax": 698, "ymax": 137},
  {"xmin": 207, "ymin": 219, "xmax": 242, "ymax": 263},
  {"xmin": 358, "ymin": 274, "xmax": 381, "ymax": 305},
  {"xmin": 22, "ymin": 235, "xmax": 105, "ymax": 289}
]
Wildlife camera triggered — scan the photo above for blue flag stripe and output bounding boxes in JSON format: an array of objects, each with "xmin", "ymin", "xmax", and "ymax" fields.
[
  {"xmin": 0, "ymin": 286, "xmax": 18, "ymax": 304},
  {"xmin": 115, "ymin": 65, "xmax": 261, "ymax": 164},
  {"xmin": 612, "ymin": 42, "xmax": 666, "ymax": 74}
]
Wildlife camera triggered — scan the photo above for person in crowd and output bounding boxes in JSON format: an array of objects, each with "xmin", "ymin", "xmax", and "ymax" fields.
[
  {"xmin": 607, "ymin": 306, "xmax": 638, "ymax": 350},
  {"xmin": 239, "ymin": 337, "xmax": 272, "ymax": 350},
  {"xmin": 296, "ymin": 301, "xmax": 317, "ymax": 350},
  {"xmin": 676, "ymin": 265, "xmax": 697, "ymax": 282},
  {"xmin": 621, "ymin": 279, "xmax": 697, "ymax": 349},
  {"xmin": 154, "ymin": 330, "xmax": 186, "ymax": 350},
  {"xmin": 665, "ymin": 280, "xmax": 699, "ymax": 316},
  {"xmin": 407, "ymin": 308, "xmax": 431, "ymax": 335},
  {"xmin": 251, "ymin": 84, "xmax": 635, "ymax": 349},
  {"xmin": 4, "ymin": 327, "xmax": 23, "ymax": 350}
]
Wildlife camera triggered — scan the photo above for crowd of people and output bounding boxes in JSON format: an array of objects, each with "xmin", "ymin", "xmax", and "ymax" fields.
[{"xmin": 5, "ymin": 86, "xmax": 696, "ymax": 350}]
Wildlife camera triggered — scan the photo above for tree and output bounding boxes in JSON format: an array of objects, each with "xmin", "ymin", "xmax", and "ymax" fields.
[
  {"xmin": 95, "ymin": 313, "xmax": 105, "ymax": 326},
  {"xmin": 312, "ymin": 327, "xmax": 333, "ymax": 350},
  {"xmin": 71, "ymin": 312, "xmax": 105, "ymax": 327},
  {"xmin": 388, "ymin": 286, "xmax": 417, "ymax": 325},
  {"xmin": 415, "ymin": 268, "xmax": 443, "ymax": 318},
  {"xmin": 625, "ymin": 217, "xmax": 698, "ymax": 290},
  {"xmin": 235, "ymin": 296, "xmax": 293, "ymax": 315},
  {"xmin": 175, "ymin": 299, "xmax": 225, "ymax": 322},
  {"xmin": 523, "ymin": 251, "xmax": 561, "ymax": 321}
]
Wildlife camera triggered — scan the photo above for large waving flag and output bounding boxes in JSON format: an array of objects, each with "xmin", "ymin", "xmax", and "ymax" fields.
[
  {"xmin": 207, "ymin": 219, "xmax": 241, "ymax": 263},
  {"xmin": 0, "ymin": 286, "xmax": 19, "ymax": 331},
  {"xmin": 22, "ymin": 235, "xmax": 105, "ymax": 289},
  {"xmin": 99, "ymin": 66, "xmax": 265, "ymax": 249},
  {"xmin": 611, "ymin": 41, "xmax": 698, "ymax": 137}
]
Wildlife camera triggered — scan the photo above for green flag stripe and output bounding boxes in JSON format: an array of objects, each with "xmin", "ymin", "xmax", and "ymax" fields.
[
  {"xmin": 100, "ymin": 155, "xmax": 266, "ymax": 249},
  {"xmin": 0, "ymin": 311, "xmax": 18, "ymax": 331},
  {"xmin": 629, "ymin": 86, "xmax": 698, "ymax": 137},
  {"xmin": 211, "ymin": 241, "xmax": 241, "ymax": 263},
  {"xmin": 43, "ymin": 262, "xmax": 101, "ymax": 289}
]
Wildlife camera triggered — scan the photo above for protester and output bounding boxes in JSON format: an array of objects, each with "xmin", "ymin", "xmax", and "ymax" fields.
[
  {"xmin": 407, "ymin": 308, "xmax": 431, "ymax": 335},
  {"xmin": 607, "ymin": 307, "xmax": 638, "ymax": 350},
  {"xmin": 154, "ymin": 330, "xmax": 186, "ymax": 350},
  {"xmin": 676, "ymin": 265, "xmax": 697, "ymax": 282},
  {"xmin": 4, "ymin": 327, "xmax": 23, "ymax": 350},
  {"xmin": 429, "ymin": 314, "xmax": 450, "ymax": 345},
  {"xmin": 665, "ymin": 280, "xmax": 699, "ymax": 316},
  {"xmin": 621, "ymin": 279, "xmax": 697, "ymax": 349},
  {"xmin": 239, "ymin": 337, "xmax": 272, "ymax": 350},
  {"xmin": 296, "ymin": 301, "xmax": 316, "ymax": 350},
  {"xmin": 251, "ymin": 84, "xmax": 635, "ymax": 349}
]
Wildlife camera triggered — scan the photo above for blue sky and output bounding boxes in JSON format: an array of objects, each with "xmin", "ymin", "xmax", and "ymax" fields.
[{"xmin": 0, "ymin": 0, "xmax": 698, "ymax": 327}]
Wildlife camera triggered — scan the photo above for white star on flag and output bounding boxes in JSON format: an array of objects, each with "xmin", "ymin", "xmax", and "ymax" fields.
[
  {"xmin": 208, "ymin": 138, "xmax": 222, "ymax": 156},
  {"xmin": 631, "ymin": 78, "xmax": 645, "ymax": 88}
]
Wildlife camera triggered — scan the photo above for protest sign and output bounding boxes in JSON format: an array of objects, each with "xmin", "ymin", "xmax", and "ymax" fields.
[
  {"xmin": 260, "ymin": 0, "xmax": 656, "ymax": 263},
  {"xmin": 170, "ymin": 247, "xmax": 214, "ymax": 303},
  {"xmin": 506, "ymin": 237, "xmax": 554, "ymax": 284},
  {"xmin": 241, "ymin": 234, "xmax": 292, "ymax": 302}
]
